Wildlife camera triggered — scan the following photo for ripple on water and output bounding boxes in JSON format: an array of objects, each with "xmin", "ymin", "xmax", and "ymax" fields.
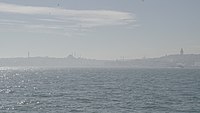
[
  {"xmin": 0, "ymin": 68, "xmax": 200, "ymax": 113},
  {"xmin": 13, "ymin": 99, "xmax": 42, "ymax": 112},
  {"xmin": 0, "ymin": 89, "xmax": 14, "ymax": 94},
  {"xmin": 17, "ymin": 99, "xmax": 40, "ymax": 105}
]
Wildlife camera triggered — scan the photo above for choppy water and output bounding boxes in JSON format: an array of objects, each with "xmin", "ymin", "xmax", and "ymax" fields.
[{"xmin": 0, "ymin": 68, "xmax": 200, "ymax": 113}]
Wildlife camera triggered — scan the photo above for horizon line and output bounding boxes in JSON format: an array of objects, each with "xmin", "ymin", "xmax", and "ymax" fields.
[{"xmin": 0, "ymin": 53, "xmax": 199, "ymax": 61}]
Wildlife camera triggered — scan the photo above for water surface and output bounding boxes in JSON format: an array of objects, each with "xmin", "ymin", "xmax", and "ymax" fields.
[{"xmin": 0, "ymin": 68, "xmax": 199, "ymax": 113}]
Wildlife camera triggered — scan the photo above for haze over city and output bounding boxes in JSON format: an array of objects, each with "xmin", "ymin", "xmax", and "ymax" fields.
[
  {"xmin": 0, "ymin": 0, "xmax": 200, "ymax": 60},
  {"xmin": 1, "ymin": 1, "xmax": 200, "ymax": 113}
]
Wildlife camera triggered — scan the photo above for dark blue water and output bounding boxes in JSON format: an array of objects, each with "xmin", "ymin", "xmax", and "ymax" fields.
[{"xmin": 0, "ymin": 68, "xmax": 200, "ymax": 113}]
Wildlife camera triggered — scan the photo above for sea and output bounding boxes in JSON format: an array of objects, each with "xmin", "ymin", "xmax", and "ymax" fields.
[{"xmin": 0, "ymin": 67, "xmax": 199, "ymax": 113}]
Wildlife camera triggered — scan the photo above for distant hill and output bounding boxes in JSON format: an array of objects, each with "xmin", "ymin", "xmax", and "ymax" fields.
[
  {"xmin": 0, "ymin": 54, "xmax": 200, "ymax": 68},
  {"xmin": 123, "ymin": 54, "xmax": 200, "ymax": 68}
]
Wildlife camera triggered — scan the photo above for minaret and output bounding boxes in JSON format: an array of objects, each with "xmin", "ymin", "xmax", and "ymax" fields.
[
  {"xmin": 180, "ymin": 48, "xmax": 184, "ymax": 55},
  {"xmin": 28, "ymin": 51, "xmax": 30, "ymax": 58}
]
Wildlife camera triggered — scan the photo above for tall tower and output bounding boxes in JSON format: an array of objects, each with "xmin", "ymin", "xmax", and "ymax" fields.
[
  {"xmin": 28, "ymin": 51, "xmax": 30, "ymax": 58},
  {"xmin": 180, "ymin": 48, "xmax": 184, "ymax": 55}
]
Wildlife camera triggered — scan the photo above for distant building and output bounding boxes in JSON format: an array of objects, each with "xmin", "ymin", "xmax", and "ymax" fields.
[
  {"xmin": 67, "ymin": 54, "xmax": 75, "ymax": 59},
  {"xmin": 180, "ymin": 48, "xmax": 184, "ymax": 55}
]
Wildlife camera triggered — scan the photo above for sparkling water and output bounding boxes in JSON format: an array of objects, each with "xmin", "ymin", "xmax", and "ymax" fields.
[{"xmin": 0, "ymin": 68, "xmax": 200, "ymax": 113}]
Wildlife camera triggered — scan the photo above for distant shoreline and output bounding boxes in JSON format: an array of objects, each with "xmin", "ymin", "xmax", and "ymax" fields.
[{"xmin": 0, "ymin": 54, "xmax": 200, "ymax": 68}]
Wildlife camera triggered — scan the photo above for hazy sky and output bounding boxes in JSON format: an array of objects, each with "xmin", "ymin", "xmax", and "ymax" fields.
[{"xmin": 0, "ymin": 0, "xmax": 199, "ymax": 60}]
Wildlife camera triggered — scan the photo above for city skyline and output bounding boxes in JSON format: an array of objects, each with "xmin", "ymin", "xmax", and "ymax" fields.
[
  {"xmin": 0, "ymin": 48, "xmax": 196, "ymax": 60},
  {"xmin": 0, "ymin": 0, "xmax": 200, "ymax": 60}
]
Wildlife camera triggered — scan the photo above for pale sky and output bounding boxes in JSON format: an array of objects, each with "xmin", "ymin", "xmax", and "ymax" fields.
[{"xmin": 0, "ymin": 0, "xmax": 200, "ymax": 60}]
